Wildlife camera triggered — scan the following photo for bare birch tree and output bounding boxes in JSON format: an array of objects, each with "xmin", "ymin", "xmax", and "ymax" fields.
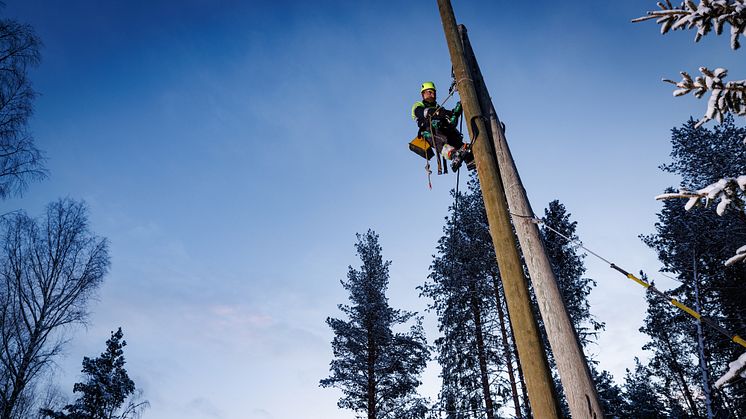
[
  {"xmin": 0, "ymin": 16, "xmax": 46, "ymax": 199},
  {"xmin": 0, "ymin": 199, "xmax": 109, "ymax": 419}
]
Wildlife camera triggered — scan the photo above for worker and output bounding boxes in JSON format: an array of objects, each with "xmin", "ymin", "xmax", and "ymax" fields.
[{"xmin": 411, "ymin": 81, "xmax": 473, "ymax": 172}]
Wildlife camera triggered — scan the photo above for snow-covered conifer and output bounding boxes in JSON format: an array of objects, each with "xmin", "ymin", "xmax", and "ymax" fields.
[{"xmin": 636, "ymin": 1, "xmax": 746, "ymax": 126}]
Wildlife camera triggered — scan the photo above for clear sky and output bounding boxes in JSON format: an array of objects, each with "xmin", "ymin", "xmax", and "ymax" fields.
[{"xmin": 3, "ymin": 1, "xmax": 745, "ymax": 418}]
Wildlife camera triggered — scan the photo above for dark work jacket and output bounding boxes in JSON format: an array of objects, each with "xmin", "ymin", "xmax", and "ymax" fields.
[{"xmin": 411, "ymin": 100, "xmax": 455, "ymax": 133}]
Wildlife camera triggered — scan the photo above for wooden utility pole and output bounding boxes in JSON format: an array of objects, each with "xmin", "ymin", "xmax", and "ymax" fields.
[
  {"xmin": 437, "ymin": 1, "xmax": 561, "ymax": 417},
  {"xmin": 460, "ymin": 26, "xmax": 605, "ymax": 419}
]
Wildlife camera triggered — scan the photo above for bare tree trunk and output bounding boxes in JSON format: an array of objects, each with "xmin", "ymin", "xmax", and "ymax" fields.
[
  {"xmin": 436, "ymin": 2, "xmax": 561, "ymax": 416},
  {"xmin": 493, "ymin": 274, "xmax": 522, "ymax": 418},
  {"xmin": 367, "ymin": 330, "xmax": 376, "ymax": 419},
  {"xmin": 468, "ymin": 279, "xmax": 495, "ymax": 419},
  {"xmin": 0, "ymin": 200, "xmax": 108, "ymax": 419},
  {"xmin": 692, "ymin": 253, "xmax": 714, "ymax": 419},
  {"xmin": 662, "ymin": 333, "xmax": 700, "ymax": 418}
]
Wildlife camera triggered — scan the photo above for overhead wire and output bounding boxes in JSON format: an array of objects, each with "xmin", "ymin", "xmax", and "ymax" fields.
[{"xmin": 509, "ymin": 211, "xmax": 746, "ymax": 350}]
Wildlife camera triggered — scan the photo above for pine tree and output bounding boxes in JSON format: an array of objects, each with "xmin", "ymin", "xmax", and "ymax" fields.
[
  {"xmin": 642, "ymin": 117, "xmax": 746, "ymax": 416},
  {"xmin": 321, "ymin": 230, "xmax": 430, "ymax": 419},
  {"xmin": 619, "ymin": 358, "xmax": 669, "ymax": 419},
  {"xmin": 638, "ymin": 286, "xmax": 701, "ymax": 418},
  {"xmin": 590, "ymin": 366, "xmax": 628, "ymax": 418},
  {"xmin": 421, "ymin": 175, "xmax": 527, "ymax": 419},
  {"xmin": 422, "ymin": 183, "xmax": 498, "ymax": 419},
  {"xmin": 635, "ymin": 3, "xmax": 746, "ymax": 126},
  {"xmin": 40, "ymin": 328, "xmax": 148, "ymax": 419}
]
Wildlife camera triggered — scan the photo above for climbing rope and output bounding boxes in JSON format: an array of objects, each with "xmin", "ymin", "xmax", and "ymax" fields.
[{"xmin": 510, "ymin": 211, "xmax": 746, "ymax": 350}]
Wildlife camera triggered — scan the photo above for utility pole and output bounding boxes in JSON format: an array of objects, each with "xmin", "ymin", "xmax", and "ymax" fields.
[
  {"xmin": 437, "ymin": 1, "xmax": 561, "ymax": 417},
  {"xmin": 460, "ymin": 26, "xmax": 605, "ymax": 419}
]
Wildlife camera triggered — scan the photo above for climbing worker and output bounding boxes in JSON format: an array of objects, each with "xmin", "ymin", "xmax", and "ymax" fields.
[{"xmin": 410, "ymin": 81, "xmax": 473, "ymax": 172}]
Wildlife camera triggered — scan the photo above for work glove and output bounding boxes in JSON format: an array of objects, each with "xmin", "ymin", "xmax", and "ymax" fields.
[
  {"xmin": 452, "ymin": 101, "xmax": 462, "ymax": 116},
  {"xmin": 430, "ymin": 119, "xmax": 441, "ymax": 129}
]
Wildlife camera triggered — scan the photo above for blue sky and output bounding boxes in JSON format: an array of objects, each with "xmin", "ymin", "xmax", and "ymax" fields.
[{"xmin": 3, "ymin": 1, "xmax": 745, "ymax": 418}]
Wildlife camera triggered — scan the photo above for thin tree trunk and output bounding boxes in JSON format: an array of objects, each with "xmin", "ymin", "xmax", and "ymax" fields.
[
  {"xmin": 505, "ymin": 283, "xmax": 531, "ymax": 417},
  {"xmin": 662, "ymin": 332, "xmax": 700, "ymax": 418},
  {"xmin": 468, "ymin": 278, "xmax": 496, "ymax": 419},
  {"xmin": 692, "ymin": 252, "xmax": 714, "ymax": 419},
  {"xmin": 367, "ymin": 329, "xmax": 376, "ymax": 419},
  {"xmin": 2, "ymin": 322, "xmax": 41, "ymax": 419},
  {"xmin": 493, "ymin": 273, "xmax": 522, "ymax": 418}
]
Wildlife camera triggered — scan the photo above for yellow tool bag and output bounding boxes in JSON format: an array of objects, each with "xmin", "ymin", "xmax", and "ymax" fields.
[{"xmin": 409, "ymin": 135, "xmax": 434, "ymax": 160}]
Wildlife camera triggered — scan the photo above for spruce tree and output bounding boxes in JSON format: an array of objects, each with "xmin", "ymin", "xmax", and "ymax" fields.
[
  {"xmin": 537, "ymin": 200, "xmax": 616, "ymax": 415},
  {"xmin": 423, "ymin": 184, "xmax": 495, "ymax": 419},
  {"xmin": 639, "ymin": 286, "xmax": 701, "ymax": 417},
  {"xmin": 540, "ymin": 200, "xmax": 604, "ymax": 346},
  {"xmin": 620, "ymin": 358, "xmax": 669, "ymax": 419},
  {"xmin": 590, "ymin": 366, "xmax": 628, "ymax": 418},
  {"xmin": 421, "ymin": 175, "xmax": 522, "ymax": 419},
  {"xmin": 642, "ymin": 117, "xmax": 746, "ymax": 416},
  {"xmin": 321, "ymin": 230, "xmax": 429, "ymax": 419},
  {"xmin": 40, "ymin": 328, "xmax": 147, "ymax": 419}
]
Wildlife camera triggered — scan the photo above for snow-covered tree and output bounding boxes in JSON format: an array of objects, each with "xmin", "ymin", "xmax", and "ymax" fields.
[
  {"xmin": 635, "ymin": 0, "xmax": 746, "ymax": 127},
  {"xmin": 321, "ymin": 230, "xmax": 430, "ymax": 419},
  {"xmin": 422, "ymin": 176, "xmax": 616, "ymax": 418},
  {"xmin": 40, "ymin": 328, "xmax": 148, "ymax": 419},
  {"xmin": 643, "ymin": 117, "xmax": 746, "ymax": 415},
  {"xmin": 637, "ymin": 3, "xmax": 746, "ymax": 265}
]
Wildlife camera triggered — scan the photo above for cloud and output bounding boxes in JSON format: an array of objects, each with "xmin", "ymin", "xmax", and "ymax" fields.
[
  {"xmin": 186, "ymin": 397, "xmax": 224, "ymax": 419},
  {"xmin": 250, "ymin": 408, "xmax": 275, "ymax": 419},
  {"xmin": 210, "ymin": 304, "xmax": 274, "ymax": 328}
]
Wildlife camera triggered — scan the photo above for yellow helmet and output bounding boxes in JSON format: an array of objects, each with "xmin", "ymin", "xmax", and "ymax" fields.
[{"xmin": 420, "ymin": 81, "xmax": 436, "ymax": 93}]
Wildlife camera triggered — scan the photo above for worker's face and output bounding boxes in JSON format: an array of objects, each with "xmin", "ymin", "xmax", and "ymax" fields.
[{"xmin": 422, "ymin": 89, "xmax": 436, "ymax": 102}]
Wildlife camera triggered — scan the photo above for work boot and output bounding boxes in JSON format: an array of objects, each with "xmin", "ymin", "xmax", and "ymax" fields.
[
  {"xmin": 465, "ymin": 149, "xmax": 474, "ymax": 170},
  {"xmin": 450, "ymin": 148, "xmax": 467, "ymax": 172}
]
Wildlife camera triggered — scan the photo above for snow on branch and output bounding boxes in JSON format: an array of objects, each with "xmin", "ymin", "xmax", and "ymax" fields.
[
  {"xmin": 724, "ymin": 244, "xmax": 746, "ymax": 265},
  {"xmin": 656, "ymin": 176, "xmax": 746, "ymax": 213},
  {"xmin": 715, "ymin": 351, "xmax": 746, "ymax": 388},
  {"xmin": 635, "ymin": 2, "xmax": 746, "ymax": 126},
  {"xmin": 664, "ymin": 67, "xmax": 746, "ymax": 127},
  {"xmin": 657, "ymin": 176, "xmax": 746, "ymax": 265},
  {"xmin": 634, "ymin": 0, "xmax": 746, "ymax": 49}
]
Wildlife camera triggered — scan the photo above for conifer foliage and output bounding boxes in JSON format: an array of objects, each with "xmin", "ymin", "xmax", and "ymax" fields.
[
  {"xmin": 540, "ymin": 200, "xmax": 604, "ymax": 347},
  {"xmin": 421, "ymin": 175, "xmax": 614, "ymax": 418},
  {"xmin": 40, "ymin": 328, "xmax": 147, "ymax": 419},
  {"xmin": 636, "ymin": 1, "xmax": 746, "ymax": 126},
  {"xmin": 321, "ymin": 230, "xmax": 429, "ymax": 419},
  {"xmin": 641, "ymin": 117, "xmax": 746, "ymax": 416},
  {"xmin": 420, "ymin": 177, "xmax": 507, "ymax": 419}
]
